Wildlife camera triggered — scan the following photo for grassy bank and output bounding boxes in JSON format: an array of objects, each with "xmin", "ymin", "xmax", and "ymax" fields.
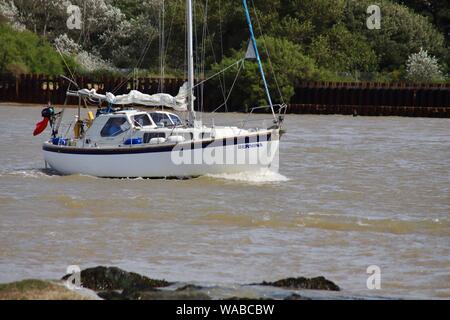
[{"xmin": 0, "ymin": 279, "xmax": 92, "ymax": 300}]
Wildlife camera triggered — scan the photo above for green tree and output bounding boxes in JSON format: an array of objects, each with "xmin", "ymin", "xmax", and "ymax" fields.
[
  {"xmin": 280, "ymin": 0, "xmax": 346, "ymax": 35},
  {"xmin": 309, "ymin": 24, "xmax": 378, "ymax": 74},
  {"xmin": 393, "ymin": 0, "xmax": 450, "ymax": 46},
  {"xmin": 0, "ymin": 23, "xmax": 64, "ymax": 75},
  {"xmin": 343, "ymin": 0, "xmax": 447, "ymax": 71},
  {"xmin": 209, "ymin": 36, "xmax": 324, "ymax": 110}
]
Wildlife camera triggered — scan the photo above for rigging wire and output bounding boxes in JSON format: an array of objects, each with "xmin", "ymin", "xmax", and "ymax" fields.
[
  {"xmin": 55, "ymin": 45, "xmax": 76, "ymax": 84},
  {"xmin": 77, "ymin": 0, "xmax": 87, "ymax": 45},
  {"xmin": 111, "ymin": 1, "xmax": 170, "ymax": 94},
  {"xmin": 211, "ymin": 59, "xmax": 245, "ymax": 113},
  {"xmin": 162, "ymin": 0, "xmax": 179, "ymax": 65},
  {"xmin": 194, "ymin": 0, "xmax": 209, "ymax": 117},
  {"xmin": 250, "ymin": 0, "xmax": 285, "ymax": 105},
  {"xmin": 158, "ymin": 0, "xmax": 183, "ymax": 100},
  {"xmin": 195, "ymin": 0, "xmax": 210, "ymax": 115},
  {"xmin": 184, "ymin": 0, "xmax": 240, "ymax": 115},
  {"xmin": 110, "ymin": 30, "xmax": 154, "ymax": 94},
  {"xmin": 193, "ymin": 0, "xmax": 199, "ymax": 115},
  {"xmin": 204, "ymin": 23, "xmax": 229, "ymax": 111},
  {"xmin": 159, "ymin": 0, "xmax": 165, "ymax": 94},
  {"xmin": 218, "ymin": 0, "xmax": 226, "ymax": 111},
  {"xmin": 200, "ymin": 0, "xmax": 209, "ymax": 114},
  {"xmin": 192, "ymin": 58, "xmax": 244, "ymax": 90}
]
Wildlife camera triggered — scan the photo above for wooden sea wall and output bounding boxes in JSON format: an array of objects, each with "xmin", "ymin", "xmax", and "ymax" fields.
[
  {"xmin": 0, "ymin": 74, "xmax": 185, "ymax": 105},
  {"xmin": 0, "ymin": 74, "xmax": 449, "ymax": 117},
  {"xmin": 290, "ymin": 81, "xmax": 450, "ymax": 117}
]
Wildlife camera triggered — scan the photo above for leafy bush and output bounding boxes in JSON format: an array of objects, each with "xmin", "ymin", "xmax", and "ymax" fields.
[
  {"xmin": 406, "ymin": 48, "xmax": 445, "ymax": 83},
  {"xmin": 344, "ymin": 0, "xmax": 447, "ymax": 71},
  {"xmin": 210, "ymin": 36, "xmax": 323, "ymax": 110},
  {"xmin": 279, "ymin": 0, "xmax": 346, "ymax": 34},
  {"xmin": 309, "ymin": 24, "xmax": 378, "ymax": 74},
  {"xmin": 54, "ymin": 34, "xmax": 115, "ymax": 73},
  {"xmin": 0, "ymin": 0, "xmax": 24, "ymax": 30},
  {"xmin": 1, "ymin": 0, "xmax": 448, "ymax": 85},
  {"xmin": 0, "ymin": 23, "xmax": 64, "ymax": 75}
]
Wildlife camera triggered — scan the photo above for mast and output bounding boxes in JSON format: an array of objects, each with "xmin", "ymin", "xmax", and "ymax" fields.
[
  {"xmin": 186, "ymin": 0, "xmax": 196, "ymax": 122},
  {"xmin": 242, "ymin": 0, "xmax": 276, "ymax": 121},
  {"xmin": 159, "ymin": 0, "xmax": 165, "ymax": 94}
]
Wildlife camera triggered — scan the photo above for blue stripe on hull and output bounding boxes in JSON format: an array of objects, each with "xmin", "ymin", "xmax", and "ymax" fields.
[{"xmin": 43, "ymin": 133, "xmax": 274, "ymax": 155}]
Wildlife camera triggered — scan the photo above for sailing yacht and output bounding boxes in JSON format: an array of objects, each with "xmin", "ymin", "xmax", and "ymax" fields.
[{"xmin": 35, "ymin": 0, "xmax": 286, "ymax": 178}]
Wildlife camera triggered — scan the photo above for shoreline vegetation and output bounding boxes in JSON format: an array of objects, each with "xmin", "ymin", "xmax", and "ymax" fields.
[
  {"xmin": 0, "ymin": 266, "xmax": 346, "ymax": 300},
  {"xmin": 0, "ymin": 0, "xmax": 449, "ymax": 112},
  {"xmin": 0, "ymin": 279, "xmax": 94, "ymax": 300}
]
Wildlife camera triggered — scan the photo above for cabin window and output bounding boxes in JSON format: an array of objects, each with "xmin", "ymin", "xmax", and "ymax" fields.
[
  {"xmin": 169, "ymin": 114, "xmax": 182, "ymax": 126},
  {"xmin": 184, "ymin": 133, "xmax": 194, "ymax": 141},
  {"xmin": 150, "ymin": 112, "xmax": 172, "ymax": 127},
  {"xmin": 143, "ymin": 132, "xmax": 166, "ymax": 143},
  {"xmin": 132, "ymin": 114, "xmax": 152, "ymax": 127},
  {"xmin": 100, "ymin": 117, "xmax": 129, "ymax": 137},
  {"xmin": 201, "ymin": 132, "xmax": 211, "ymax": 139}
]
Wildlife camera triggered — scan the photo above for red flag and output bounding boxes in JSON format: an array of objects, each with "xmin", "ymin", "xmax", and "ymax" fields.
[{"xmin": 33, "ymin": 118, "xmax": 49, "ymax": 136}]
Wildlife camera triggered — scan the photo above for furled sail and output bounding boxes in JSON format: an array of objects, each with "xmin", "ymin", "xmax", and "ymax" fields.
[{"xmin": 74, "ymin": 82, "xmax": 191, "ymax": 111}]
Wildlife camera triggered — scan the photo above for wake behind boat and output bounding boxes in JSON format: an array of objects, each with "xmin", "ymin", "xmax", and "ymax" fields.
[{"xmin": 34, "ymin": 0, "xmax": 286, "ymax": 178}]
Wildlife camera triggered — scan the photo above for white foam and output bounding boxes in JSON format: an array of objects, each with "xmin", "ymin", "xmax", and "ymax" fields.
[
  {"xmin": 356, "ymin": 220, "xmax": 370, "ymax": 227},
  {"xmin": 6, "ymin": 169, "xmax": 51, "ymax": 179},
  {"xmin": 206, "ymin": 168, "xmax": 289, "ymax": 184}
]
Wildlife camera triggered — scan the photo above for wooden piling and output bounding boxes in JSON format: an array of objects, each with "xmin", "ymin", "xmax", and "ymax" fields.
[{"xmin": 0, "ymin": 74, "xmax": 448, "ymax": 117}]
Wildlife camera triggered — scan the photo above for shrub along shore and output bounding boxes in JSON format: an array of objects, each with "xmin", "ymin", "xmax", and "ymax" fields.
[{"xmin": 0, "ymin": 0, "xmax": 449, "ymax": 112}]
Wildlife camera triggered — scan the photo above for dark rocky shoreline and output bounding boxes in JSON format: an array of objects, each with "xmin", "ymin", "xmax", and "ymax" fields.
[
  {"xmin": 1, "ymin": 266, "xmax": 346, "ymax": 300},
  {"xmin": 61, "ymin": 266, "xmax": 341, "ymax": 300}
]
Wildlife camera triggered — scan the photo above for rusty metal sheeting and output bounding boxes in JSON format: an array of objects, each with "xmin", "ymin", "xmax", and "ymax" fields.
[{"xmin": 0, "ymin": 74, "xmax": 449, "ymax": 117}]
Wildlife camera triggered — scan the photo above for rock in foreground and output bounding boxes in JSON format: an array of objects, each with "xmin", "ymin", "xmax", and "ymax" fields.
[
  {"xmin": 62, "ymin": 266, "xmax": 171, "ymax": 292},
  {"xmin": 60, "ymin": 267, "xmax": 342, "ymax": 299},
  {"xmin": 119, "ymin": 289, "xmax": 211, "ymax": 300},
  {"xmin": 97, "ymin": 284, "xmax": 211, "ymax": 300},
  {"xmin": 257, "ymin": 276, "xmax": 340, "ymax": 291}
]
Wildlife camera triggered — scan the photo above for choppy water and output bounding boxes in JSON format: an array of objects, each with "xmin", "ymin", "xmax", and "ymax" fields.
[{"xmin": 0, "ymin": 105, "xmax": 449, "ymax": 299}]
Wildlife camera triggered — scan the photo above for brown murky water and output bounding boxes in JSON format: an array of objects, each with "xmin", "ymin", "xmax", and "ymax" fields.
[{"xmin": 0, "ymin": 105, "xmax": 449, "ymax": 299}]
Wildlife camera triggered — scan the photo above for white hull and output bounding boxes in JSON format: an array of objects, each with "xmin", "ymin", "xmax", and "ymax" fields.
[
  {"xmin": 38, "ymin": 0, "xmax": 286, "ymax": 179},
  {"xmin": 43, "ymin": 131, "xmax": 280, "ymax": 178}
]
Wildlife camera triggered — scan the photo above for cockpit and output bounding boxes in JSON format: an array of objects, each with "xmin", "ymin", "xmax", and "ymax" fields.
[
  {"xmin": 86, "ymin": 110, "xmax": 186, "ymax": 147},
  {"xmin": 131, "ymin": 113, "xmax": 152, "ymax": 128},
  {"xmin": 149, "ymin": 112, "xmax": 183, "ymax": 127},
  {"xmin": 100, "ymin": 116, "xmax": 130, "ymax": 137}
]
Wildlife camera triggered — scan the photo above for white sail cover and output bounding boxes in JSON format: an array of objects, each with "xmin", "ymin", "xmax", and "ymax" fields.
[{"xmin": 76, "ymin": 82, "xmax": 191, "ymax": 112}]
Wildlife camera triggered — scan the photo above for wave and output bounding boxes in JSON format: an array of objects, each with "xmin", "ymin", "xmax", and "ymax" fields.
[
  {"xmin": 200, "ymin": 212, "xmax": 450, "ymax": 236},
  {"xmin": 0, "ymin": 167, "xmax": 105, "ymax": 181},
  {"xmin": 205, "ymin": 168, "xmax": 289, "ymax": 184},
  {"xmin": 1, "ymin": 167, "xmax": 289, "ymax": 184},
  {"xmin": 1, "ymin": 168, "xmax": 57, "ymax": 179}
]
